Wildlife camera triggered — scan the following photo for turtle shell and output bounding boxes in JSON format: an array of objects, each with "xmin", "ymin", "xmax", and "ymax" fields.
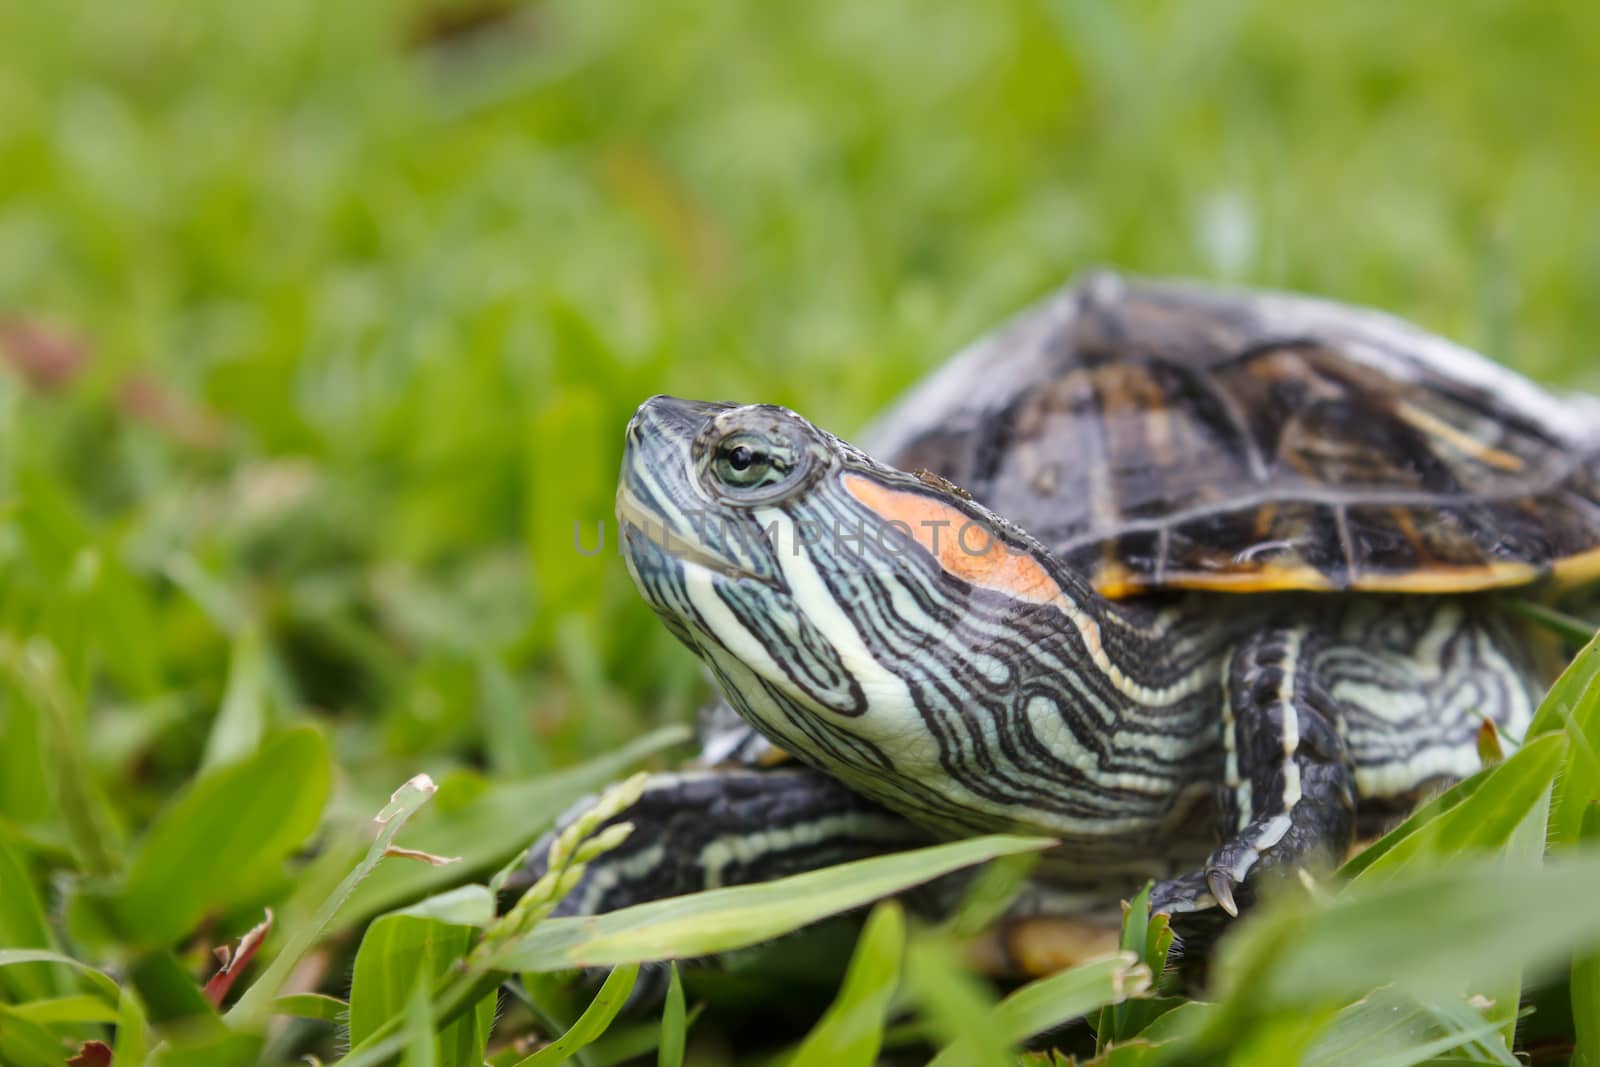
[{"xmin": 865, "ymin": 272, "xmax": 1600, "ymax": 597}]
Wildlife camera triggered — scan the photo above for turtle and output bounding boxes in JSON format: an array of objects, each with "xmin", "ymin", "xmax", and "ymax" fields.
[{"xmin": 534, "ymin": 272, "xmax": 1600, "ymax": 962}]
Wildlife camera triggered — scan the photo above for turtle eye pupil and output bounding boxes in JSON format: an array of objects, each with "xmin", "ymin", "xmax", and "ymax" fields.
[{"xmin": 713, "ymin": 434, "xmax": 786, "ymax": 490}]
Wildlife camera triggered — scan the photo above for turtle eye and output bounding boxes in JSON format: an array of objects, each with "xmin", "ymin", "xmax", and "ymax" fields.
[
  {"xmin": 713, "ymin": 433, "xmax": 786, "ymax": 489},
  {"xmin": 696, "ymin": 410, "xmax": 820, "ymax": 506}
]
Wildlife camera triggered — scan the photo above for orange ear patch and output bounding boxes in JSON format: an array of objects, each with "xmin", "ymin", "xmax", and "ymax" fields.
[{"xmin": 841, "ymin": 473, "xmax": 1062, "ymax": 605}]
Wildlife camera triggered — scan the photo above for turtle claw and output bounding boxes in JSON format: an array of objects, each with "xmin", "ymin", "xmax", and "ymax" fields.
[{"xmin": 1206, "ymin": 868, "xmax": 1239, "ymax": 917}]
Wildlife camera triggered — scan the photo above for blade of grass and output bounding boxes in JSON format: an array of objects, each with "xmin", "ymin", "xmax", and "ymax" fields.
[
  {"xmin": 401, "ymin": 975, "xmax": 439, "ymax": 1067},
  {"xmin": 491, "ymin": 835, "xmax": 1052, "ymax": 971},
  {"xmin": 0, "ymin": 839, "xmax": 69, "ymax": 1001},
  {"xmin": 906, "ymin": 935, "xmax": 1009, "ymax": 1067},
  {"xmin": 0, "ymin": 949, "xmax": 120, "ymax": 1004},
  {"xmin": 1347, "ymin": 732, "xmax": 1566, "ymax": 887},
  {"xmin": 1505, "ymin": 599, "xmax": 1598, "ymax": 646},
  {"xmin": 1340, "ymin": 770, "xmax": 1486, "ymax": 880},
  {"xmin": 348, "ymin": 914, "xmax": 489, "ymax": 1066},
  {"xmin": 1098, "ymin": 883, "xmax": 1177, "ymax": 1047},
  {"xmin": 1527, "ymin": 630, "xmax": 1600, "ymax": 739},
  {"xmin": 1485, "ymin": 772, "xmax": 1551, "ymax": 1049},
  {"xmin": 1574, "ymin": 806, "xmax": 1600, "ymax": 1067},
  {"xmin": 513, "ymin": 964, "xmax": 640, "ymax": 1067},
  {"xmin": 0, "ymin": 637, "xmax": 120, "ymax": 876},
  {"xmin": 0, "ymin": 1005, "xmax": 67, "ymax": 1067},
  {"xmin": 659, "ymin": 963, "xmax": 686, "ymax": 1067},
  {"xmin": 271, "ymin": 993, "xmax": 348, "ymax": 1023},
  {"xmin": 940, "ymin": 849, "xmax": 1039, "ymax": 939},
  {"xmin": 226, "ymin": 772, "xmax": 438, "ymax": 1026},
  {"xmin": 1303, "ymin": 989, "xmax": 1513, "ymax": 1067},
  {"xmin": 113, "ymin": 985, "xmax": 151, "ymax": 1066},
  {"xmin": 1214, "ymin": 850, "xmax": 1600, "ymax": 1018},
  {"xmin": 127, "ymin": 950, "xmax": 218, "ymax": 1023},
  {"xmin": 7, "ymin": 993, "xmax": 120, "ymax": 1024},
  {"xmin": 1545, "ymin": 638, "xmax": 1600, "ymax": 848},
  {"xmin": 927, "ymin": 951, "xmax": 1148, "ymax": 1067},
  {"xmin": 395, "ymin": 885, "xmax": 497, "ymax": 927},
  {"xmin": 200, "ymin": 623, "xmax": 270, "ymax": 771},
  {"xmin": 114, "ymin": 725, "xmax": 331, "ymax": 946},
  {"xmin": 788, "ymin": 901, "xmax": 905, "ymax": 1067}
]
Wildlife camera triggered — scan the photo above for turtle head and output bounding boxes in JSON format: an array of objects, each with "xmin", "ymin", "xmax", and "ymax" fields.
[
  {"xmin": 618, "ymin": 395, "xmax": 833, "ymax": 592},
  {"xmin": 618, "ymin": 395, "xmax": 1083, "ymax": 777}
]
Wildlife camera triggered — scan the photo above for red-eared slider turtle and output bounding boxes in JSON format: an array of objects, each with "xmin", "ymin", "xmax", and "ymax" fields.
[{"xmin": 541, "ymin": 273, "xmax": 1600, "ymax": 951}]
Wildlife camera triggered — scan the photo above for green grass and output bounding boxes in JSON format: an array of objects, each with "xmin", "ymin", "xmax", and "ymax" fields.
[{"xmin": 3, "ymin": 1, "xmax": 1600, "ymax": 1064}]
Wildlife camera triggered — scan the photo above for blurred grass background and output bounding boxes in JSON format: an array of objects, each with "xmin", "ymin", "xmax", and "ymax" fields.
[{"xmin": 2, "ymin": 0, "xmax": 1599, "ymax": 879}]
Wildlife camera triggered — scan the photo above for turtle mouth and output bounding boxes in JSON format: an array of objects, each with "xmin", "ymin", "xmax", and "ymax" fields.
[{"xmin": 615, "ymin": 483, "xmax": 758, "ymax": 581}]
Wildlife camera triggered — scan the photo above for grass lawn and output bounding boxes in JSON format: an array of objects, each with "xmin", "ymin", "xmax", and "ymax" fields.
[{"xmin": 3, "ymin": 1, "xmax": 1600, "ymax": 1064}]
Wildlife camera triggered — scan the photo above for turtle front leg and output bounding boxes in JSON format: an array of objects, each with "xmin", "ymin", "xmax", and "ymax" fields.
[{"xmin": 1152, "ymin": 627, "xmax": 1356, "ymax": 917}]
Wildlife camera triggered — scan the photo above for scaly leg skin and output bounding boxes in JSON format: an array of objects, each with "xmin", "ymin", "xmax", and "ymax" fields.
[
  {"xmin": 513, "ymin": 765, "xmax": 1128, "ymax": 982},
  {"xmin": 1152, "ymin": 627, "xmax": 1356, "ymax": 917},
  {"xmin": 509, "ymin": 766, "xmax": 934, "ymax": 917},
  {"xmin": 507, "ymin": 767, "xmax": 939, "ymax": 1007}
]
